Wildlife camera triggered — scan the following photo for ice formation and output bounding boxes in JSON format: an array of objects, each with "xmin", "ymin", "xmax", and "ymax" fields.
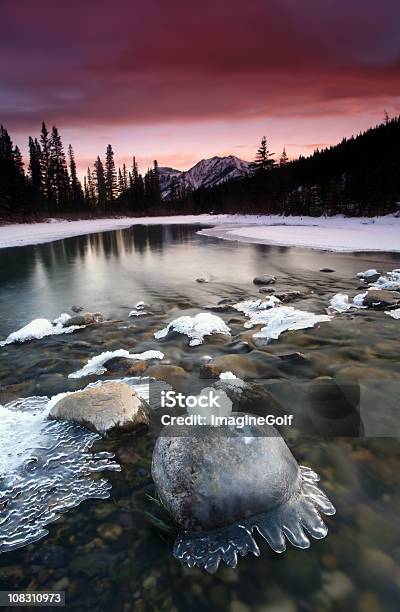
[
  {"xmin": 385, "ymin": 308, "xmax": 400, "ymax": 319},
  {"xmin": 68, "ymin": 348, "xmax": 164, "ymax": 378},
  {"xmin": 329, "ymin": 292, "xmax": 367, "ymax": 312},
  {"xmin": 233, "ymin": 296, "xmax": 281, "ymax": 315},
  {"xmin": 152, "ymin": 420, "xmax": 335, "ymax": 573},
  {"xmin": 154, "ymin": 313, "xmax": 231, "ymax": 346},
  {"xmin": 356, "ymin": 269, "xmax": 379, "ymax": 279},
  {"xmin": 0, "ymin": 395, "xmax": 119, "ymax": 553},
  {"xmin": 369, "ymin": 269, "xmax": 400, "ymax": 291},
  {"xmin": 0, "ymin": 314, "xmax": 84, "ymax": 347},
  {"xmin": 129, "ymin": 301, "xmax": 148, "ymax": 317},
  {"xmin": 234, "ymin": 299, "xmax": 331, "ymax": 340}
]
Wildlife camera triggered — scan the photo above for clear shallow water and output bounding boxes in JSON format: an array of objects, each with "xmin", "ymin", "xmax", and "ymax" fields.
[{"xmin": 0, "ymin": 224, "xmax": 399, "ymax": 611}]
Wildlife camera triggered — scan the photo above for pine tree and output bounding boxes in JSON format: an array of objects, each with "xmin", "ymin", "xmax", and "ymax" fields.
[
  {"xmin": 169, "ymin": 175, "xmax": 179, "ymax": 204},
  {"xmin": 152, "ymin": 160, "xmax": 161, "ymax": 206},
  {"xmin": 94, "ymin": 156, "xmax": 107, "ymax": 212},
  {"xmin": 13, "ymin": 146, "xmax": 24, "ymax": 179},
  {"xmin": 86, "ymin": 167, "xmax": 96, "ymax": 208},
  {"xmin": 117, "ymin": 168, "xmax": 124, "ymax": 197},
  {"xmin": 83, "ymin": 175, "xmax": 89, "ymax": 206},
  {"xmin": 279, "ymin": 147, "xmax": 288, "ymax": 166},
  {"xmin": 251, "ymin": 136, "xmax": 275, "ymax": 173},
  {"xmin": 0, "ymin": 125, "xmax": 26, "ymax": 215},
  {"xmin": 105, "ymin": 144, "xmax": 117, "ymax": 205},
  {"xmin": 40, "ymin": 122, "xmax": 53, "ymax": 207},
  {"xmin": 49, "ymin": 126, "xmax": 70, "ymax": 207},
  {"xmin": 122, "ymin": 163, "xmax": 128, "ymax": 191},
  {"xmin": 29, "ymin": 137, "xmax": 43, "ymax": 207},
  {"xmin": 68, "ymin": 144, "xmax": 83, "ymax": 209}
]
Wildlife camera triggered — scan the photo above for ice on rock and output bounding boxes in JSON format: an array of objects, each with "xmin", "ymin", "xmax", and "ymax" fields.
[
  {"xmin": 233, "ymin": 297, "xmax": 281, "ymax": 315},
  {"xmin": 329, "ymin": 292, "xmax": 367, "ymax": 312},
  {"xmin": 236, "ymin": 303, "xmax": 332, "ymax": 340},
  {"xmin": 219, "ymin": 371, "xmax": 238, "ymax": 380},
  {"xmin": 369, "ymin": 269, "xmax": 400, "ymax": 291},
  {"xmin": 129, "ymin": 301, "xmax": 148, "ymax": 317},
  {"xmin": 0, "ymin": 315, "xmax": 84, "ymax": 347},
  {"xmin": 154, "ymin": 313, "xmax": 231, "ymax": 346},
  {"xmin": 357, "ymin": 269, "xmax": 379, "ymax": 279},
  {"xmin": 69, "ymin": 349, "xmax": 164, "ymax": 378},
  {"xmin": 329, "ymin": 293, "xmax": 353, "ymax": 313},
  {"xmin": 385, "ymin": 308, "xmax": 400, "ymax": 319},
  {"xmin": 353, "ymin": 292, "xmax": 368, "ymax": 307}
]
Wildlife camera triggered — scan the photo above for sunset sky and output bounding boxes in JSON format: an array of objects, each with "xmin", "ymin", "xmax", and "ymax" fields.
[{"xmin": 1, "ymin": 0, "xmax": 400, "ymax": 176}]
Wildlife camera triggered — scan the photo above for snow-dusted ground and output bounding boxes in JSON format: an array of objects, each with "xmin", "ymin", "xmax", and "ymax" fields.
[{"xmin": 0, "ymin": 213, "xmax": 399, "ymax": 252}]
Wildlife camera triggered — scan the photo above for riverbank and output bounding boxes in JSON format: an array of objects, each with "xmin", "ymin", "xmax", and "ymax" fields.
[{"xmin": 0, "ymin": 213, "xmax": 399, "ymax": 251}]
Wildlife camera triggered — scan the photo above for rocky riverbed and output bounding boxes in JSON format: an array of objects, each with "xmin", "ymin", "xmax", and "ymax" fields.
[{"xmin": 0, "ymin": 224, "xmax": 399, "ymax": 611}]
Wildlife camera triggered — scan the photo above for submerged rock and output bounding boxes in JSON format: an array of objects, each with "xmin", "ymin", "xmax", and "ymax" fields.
[
  {"xmin": 48, "ymin": 382, "xmax": 150, "ymax": 435},
  {"xmin": 275, "ymin": 290, "xmax": 305, "ymax": 303},
  {"xmin": 253, "ymin": 274, "xmax": 276, "ymax": 285},
  {"xmin": 71, "ymin": 305, "xmax": 84, "ymax": 313},
  {"xmin": 363, "ymin": 289, "xmax": 400, "ymax": 308},
  {"xmin": 200, "ymin": 353, "xmax": 277, "ymax": 379},
  {"xmin": 320, "ymin": 268, "xmax": 335, "ymax": 273},
  {"xmin": 152, "ymin": 418, "xmax": 335, "ymax": 572},
  {"xmin": 64, "ymin": 312, "xmax": 104, "ymax": 327}
]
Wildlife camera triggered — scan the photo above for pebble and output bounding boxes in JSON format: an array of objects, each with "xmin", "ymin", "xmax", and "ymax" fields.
[
  {"xmin": 253, "ymin": 274, "xmax": 276, "ymax": 285},
  {"xmin": 321, "ymin": 570, "xmax": 354, "ymax": 601},
  {"xmin": 96, "ymin": 523, "xmax": 123, "ymax": 542}
]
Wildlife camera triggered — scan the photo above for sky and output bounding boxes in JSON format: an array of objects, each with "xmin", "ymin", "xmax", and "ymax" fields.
[{"xmin": 1, "ymin": 0, "xmax": 400, "ymax": 177}]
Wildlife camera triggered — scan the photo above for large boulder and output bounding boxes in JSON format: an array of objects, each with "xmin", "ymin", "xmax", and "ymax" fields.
[
  {"xmin": 152, "ymin": 418, "xmax": 300, "ymax": 531},
  {"xmin": 48, "ymin": 382, "xmax": 150, "ymax": 435}
]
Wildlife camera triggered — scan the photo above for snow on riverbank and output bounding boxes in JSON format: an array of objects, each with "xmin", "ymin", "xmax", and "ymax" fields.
[
  {"xmin": 198, "ymin": 214, "xmax": 400, "ymax": 252},
  {"xmin": 0, "ymin": 213, "xmax": 399, "ymax": 252}
]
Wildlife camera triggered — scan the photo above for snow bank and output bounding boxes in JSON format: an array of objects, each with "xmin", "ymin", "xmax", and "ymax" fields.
[
  {"xmin": 154, "ymin": 313, "xmax": 231, "ymax": 346},
  {"xmin": 69, "ymin": 348, "xmax": 164, "ymax": 378},
  {"xmin": 0, "ymin": 314, "xmax": 84, "ymax": 347},
  {"xmin": 385, "ymin": 309, "xmax": 400, "ymax": 319},
  {"xmin": 2, "ymin": 213, "xmax": 400, "ymax": 253},
  {"xmin": 198, "ymin": 214, "xmax": 400, "ymax": 253}
]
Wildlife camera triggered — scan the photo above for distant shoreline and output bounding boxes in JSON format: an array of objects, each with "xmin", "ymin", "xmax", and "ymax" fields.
[{"xmin": 0, "ymin": 213, "xmax": 399, "ymax": 252}]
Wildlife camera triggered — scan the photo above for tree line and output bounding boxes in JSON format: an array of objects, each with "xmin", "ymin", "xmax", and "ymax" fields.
[
  {"xmin": 1, "ymin": 116, "xmax": 400, "ymax": 219},
  {"xmin": 183, "ymin": 116, "xmax": 400, "ymax": 217},
  {"xmin": 0, "ymin": 122, "xmax": 162, "ymax": 218}
]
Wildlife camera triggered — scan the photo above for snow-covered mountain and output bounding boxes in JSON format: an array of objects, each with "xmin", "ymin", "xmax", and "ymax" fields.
[{"xmin": 159, "ymin": 155, "xmax": 251, "ymax": 199}]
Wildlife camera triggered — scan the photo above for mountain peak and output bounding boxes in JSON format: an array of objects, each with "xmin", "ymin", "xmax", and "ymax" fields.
[{"xmin": 159, "ymin": 155, "xmax": 251, "ymax": 199}]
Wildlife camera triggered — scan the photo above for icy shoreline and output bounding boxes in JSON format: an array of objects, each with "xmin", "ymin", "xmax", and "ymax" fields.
[{"xmin": 0, "ymin": 213, "xmax": 399, "ymax": 252}]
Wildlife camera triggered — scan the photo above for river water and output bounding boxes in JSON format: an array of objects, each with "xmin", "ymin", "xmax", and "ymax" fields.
[{"xmin": 0, "ymin": 224, "xmax": 399, "ymax": 611}]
